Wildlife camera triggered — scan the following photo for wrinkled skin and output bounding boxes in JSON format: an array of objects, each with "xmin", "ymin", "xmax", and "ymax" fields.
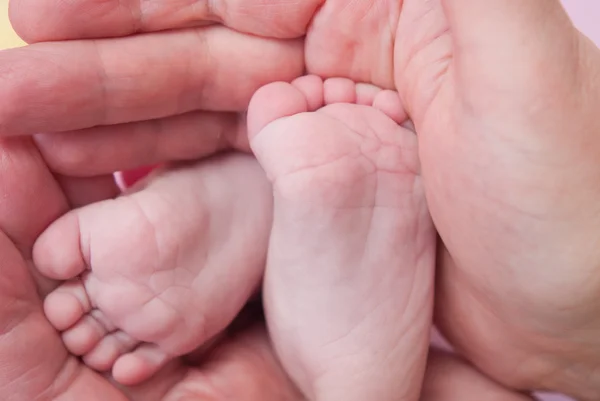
[
  {"xmin": 0, "ymin": 137, "xmax": 305, "ymax": 401},
  {"xmin": 395, "ymin": 2, "xmax": 600, "ymax": 399},
  {"xmin": 0, "ymin": 139, "xmax": 528, "ymax": 401},
  {"xmin": 3, "ymin": 0, "xmax": 600, "ymax": 399}
]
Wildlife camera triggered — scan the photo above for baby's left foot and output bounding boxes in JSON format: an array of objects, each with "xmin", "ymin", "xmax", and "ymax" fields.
[
  {"xmin": 33, "ymin": 153, "xmax": 272, "ymax": 385},
  {"xmin": 248, "ymin": 75, "xmax": 436, "ymax": 400}
]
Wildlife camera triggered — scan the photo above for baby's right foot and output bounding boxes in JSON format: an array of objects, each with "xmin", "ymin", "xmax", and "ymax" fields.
[
  {"xmin": 248, "ymin": 76, "xmax": 436, "ymax": 400},
  {"xmin": 33, "ymin": 153, "xmax": 272, "ymax": 385}
]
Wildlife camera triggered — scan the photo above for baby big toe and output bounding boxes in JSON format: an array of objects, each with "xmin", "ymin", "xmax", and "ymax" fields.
[
  {"xmin": 34, "ymin": 212, "xmax": 88, "ymax": 280},
  {"xmin": 247, "ymin": 81, "xmax": 311, "ymax": 139}
]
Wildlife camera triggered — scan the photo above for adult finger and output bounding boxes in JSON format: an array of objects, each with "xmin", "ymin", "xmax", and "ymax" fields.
[
  {"xmin": 0, "ymin": 26, "xmax": 303, "ymax": 137},
  {"xmin": 9, "ymin": 0, "xmax": 320, "ymax": 43},
  {"xmin": 0, "ymin": 138, "xmax": 122, "ymax": 255},
  {"xmin": 0, "ymin": 137, "xmax": 120, "ymax": 298},
  {"xmin": 422, "ymin": 349, "xmax": 537, "ymax": 401},
  {"xmin": 34, "ymin": 111, "xmax": 248, "ymax": 177},
  {"xmin": 0, "ymin": 137, "xmax": 69, "ymax": 256}
]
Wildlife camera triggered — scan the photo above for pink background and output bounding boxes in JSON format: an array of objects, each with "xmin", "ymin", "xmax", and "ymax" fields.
[{"xmin": 563, "ymin": 0, "xmax": 600, "ymax": 44}]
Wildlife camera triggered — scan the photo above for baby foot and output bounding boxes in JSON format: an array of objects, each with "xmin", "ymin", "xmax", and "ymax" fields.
[
  {"xmin": 33, "ymin": 153, "xmax": 272, "ymax": 385},
  {"xmin": 248, "ymin": 75, "xmax": 436, "ymax": 400}
]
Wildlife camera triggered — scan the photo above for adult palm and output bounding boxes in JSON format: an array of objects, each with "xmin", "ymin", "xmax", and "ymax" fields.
[{"xmin": 394, "ymin": 0, "xmax": 600, "ymax": 399}]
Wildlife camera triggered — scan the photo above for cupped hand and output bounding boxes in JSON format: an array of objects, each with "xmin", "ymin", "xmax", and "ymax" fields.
[
  {"xmin": 0, "ymin": 133, "xmax": 529, "ymax": 400},
  {"xmin": 0, "ymin": 136, "xmax": 305, "ymax": 401},
  {"xmin": 393, "ymin": 0, "xmax": 600, "ymax": 398},
  {"xmin": 0, "ymin": 137, "xmax": 129, "ymax": 401}
]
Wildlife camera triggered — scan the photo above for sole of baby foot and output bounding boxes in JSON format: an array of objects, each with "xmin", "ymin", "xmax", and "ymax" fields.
[
  {"xmin": 35, "ymin": 154, "xmax": 273, "ymax": 385},
  {"xmin": 248, "ymin": 77, "xmax": 435, "ymax": 400}
]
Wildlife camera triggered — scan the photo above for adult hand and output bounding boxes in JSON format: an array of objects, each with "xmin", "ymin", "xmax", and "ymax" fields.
[
  {"xmin": 393, "ymin": 0, "xmax": 600, "ymax": 399},
  {"xmin": 2, "ymin": 5, "xmax": 306, "ymax": 175},
  {"xmin": 3, "ymin": 0, "xmax": 407, "ymax": 178},
  {"xmin": 0, "ymin": 137, "xmax": 308, "ymax": 401}
]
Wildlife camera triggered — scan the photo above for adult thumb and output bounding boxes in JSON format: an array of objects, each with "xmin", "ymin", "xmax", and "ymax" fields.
[{"xmin": 442, "ymin": 0, "xmax": 578, "ymax": 86}]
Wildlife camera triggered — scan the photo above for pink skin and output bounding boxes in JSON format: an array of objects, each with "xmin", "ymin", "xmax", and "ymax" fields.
[
  {"xmin": 248, "ymin": 76, "xmax": 436, "ymax": 400},
  {"xmin": 33, "ymin": 154, "xmax": 273, "ymax": 385},
  {"xmin": 0, "ymin": 135, "xmax": 533, "ymax": 400},
  {"xmin": 33, "ymin": 75, "xmax": 435, "ymax": 395},
  {"xmin": 3, "ymin": 0, "xmax": 598, "ymax": 397}
]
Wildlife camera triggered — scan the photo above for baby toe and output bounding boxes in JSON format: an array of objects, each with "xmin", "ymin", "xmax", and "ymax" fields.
[
  {"xmin": 354, "ymin": 82, "xmax": 382, "ymax": 106},
  {"xmin": 323, "ymin": 77, "xmax": 357, "ymax": 104},
  {"xmin": 44, "ymin": 278, "xmax": 91, "ymax": 331},
  {"xmin": 83, "ymin": 330, "xmax": 138, "ymax": 372},
  {"xmin": 372, "ymin": 89, "xmax": 408, "ymax": 124},
  {"xmin": 113, "ymin": 343, "xmax": 169, "ymax": 386},
  {"xmin": 33, "ymin": 212, "xmax": 88, "ymax": 280},
  {"xmin": 291, "ymin": 75, "xmax": 325, "ymax": 111},
  {"xmin": 247, "ymin": 81, "xmax": 311, "ymax": 139},
  {"xmin": 61, "ymin": 310, "xmax": 111, "ymax": 355}
]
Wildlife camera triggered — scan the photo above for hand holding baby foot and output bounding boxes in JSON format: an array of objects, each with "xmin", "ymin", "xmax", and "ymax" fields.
[
  {"xmin": 0, "ymin": 133, "xmax": 536, "ymax": 401},
  {"xmin": 247, "ymin": 76, "xmax": 436, "ymax": 400},
  {"xmin": 33, "ymin": 154, "xmax": 273, "ymax": 385},
  {"xmin": 395, "ymin": 0, "xmax": 600, "ymax": 398}
]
